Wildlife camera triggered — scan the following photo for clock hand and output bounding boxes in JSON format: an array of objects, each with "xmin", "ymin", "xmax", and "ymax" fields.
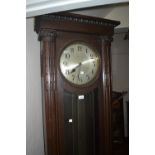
[
  {"xmin": 64, "ymin": 63, "xmax": 79, "ymax": 71},
  {"xmin": 70, "ymin": 62, "xmax": 81, "ymax": 73},
  {"xmin": 81, "ymin": 58, "xmax": 97, "ymax": 65},
  {"xmin": 69, "ymin": 59, "xmax": 97, "ymax": 74},
  {"xmin": 67, "ymin": 58, "xmax": 98, "ymax": 74},
  {"xmin": 70, "ymin": 68, "xmax": 76, "ymax": 73}
]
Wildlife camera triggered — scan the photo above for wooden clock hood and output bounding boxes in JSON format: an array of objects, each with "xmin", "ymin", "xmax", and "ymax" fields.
[{"xmin": 35, "ymin": 12, "xmax": 120, "ymax": 36}]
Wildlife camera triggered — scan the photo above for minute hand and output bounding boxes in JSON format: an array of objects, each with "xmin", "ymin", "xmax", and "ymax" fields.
[
  {"xmin": 81, "ymin": 58, "xmax": 97, "ymax": 65},
  {"xmin": 70, "ymin": 58, "xmax": 97, "ymax": 73}
]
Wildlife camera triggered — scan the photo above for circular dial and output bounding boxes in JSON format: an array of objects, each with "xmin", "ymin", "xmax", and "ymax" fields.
[{"xmin": 60, "ymin": 42, "xmax": 101, "ymax": 86}]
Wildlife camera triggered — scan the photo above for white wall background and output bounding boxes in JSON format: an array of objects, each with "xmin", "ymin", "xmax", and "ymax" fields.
[
  {"xmin": 73, "ymin": 3, "xmax": 129, "ymax": 28},
  {"xmin": 26, "ymin": 18, "xmax": 44, "ymax": 155},
  {"xmin": 111, "ymin": 32, "xmax": 129, "ymax": 93},
  {"xmin": 111, "ymin": 31, "xmax": 129, "ymax": 137},
  {"xmin": 26, "ymin": 0, "xmax": 128, "ymax": 17}
]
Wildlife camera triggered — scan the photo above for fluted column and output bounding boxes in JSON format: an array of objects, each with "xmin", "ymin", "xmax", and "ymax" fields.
[{"xmin": 39, "ymin": 30, "xmax": 59, "ymax": 155}]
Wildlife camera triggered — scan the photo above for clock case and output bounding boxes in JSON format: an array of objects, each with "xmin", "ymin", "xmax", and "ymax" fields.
[{"xmin": 35, "ymin": 13, "xmax": 120, "ymax": 155}]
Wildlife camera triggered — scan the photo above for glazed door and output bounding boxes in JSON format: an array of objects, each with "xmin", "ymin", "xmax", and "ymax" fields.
[{"xmin": 63, "ymin": 89, "xmax": 99, "ymax": 155}]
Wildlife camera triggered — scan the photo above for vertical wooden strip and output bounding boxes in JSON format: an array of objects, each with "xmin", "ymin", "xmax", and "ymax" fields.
[
  {"xmin": 49, "ymin": 31, "xmax": 59, "ymax": 155},
  {"xmin": 42, "ymin": 35, "xmax": 52, "ymax": 155},
  {"xmin": 40, "ymin": 30, "xmax": 59, "ymax": 155},
  {"xmin": 100, "ymin": 36, "xmax": 113, "ymax": 155}
]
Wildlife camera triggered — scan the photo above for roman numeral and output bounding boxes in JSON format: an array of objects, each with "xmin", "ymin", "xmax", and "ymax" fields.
[
  {"xmin": 77, "ymin": 74, "xmax": 82, "ymax": 82},
  {"xmin": 65, "ymin": 53, "xmax": 70, "ymax": 59},
  {"xmin": 63, "ymin": 61, "xmax": 67, "ymax": 65},
  {"xmin": 92, "ymin": 70, "xmax": 94, "ymax": 74},
  {"xmin": 78, "ymin": 46, "xmax": 82, "ymax": 51},
  {"xmin": 72, "ymin": 75, "xmax": 75, "ymax": 81},
  {"xmin": 65, "ymin": 70, "xmax": 70, "ymax": 75},
  {"xmin": 86, "ymin": 75, "xmax": 90, "ymax": 80},
  {"xmin": 70, "ymin": 48, "xmax": 74, "ymax": 53},
  {"xmin": 90, "ymin": 54, "xmax": 94, "ymax": 58}
]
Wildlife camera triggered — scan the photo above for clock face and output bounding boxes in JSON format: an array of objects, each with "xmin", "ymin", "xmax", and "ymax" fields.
[{"xmin": 60, "ymin": 42, "xmax": 101, "ymax": 86}]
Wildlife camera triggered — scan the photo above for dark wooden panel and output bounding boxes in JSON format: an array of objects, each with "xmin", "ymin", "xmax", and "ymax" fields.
[
  {"xmin": 63, "ymin": 90, "xmax": 98, "ymax": 155},
  {"xmin": 64, "ymin": 91, "xmax": 74, "ymax": 155}
]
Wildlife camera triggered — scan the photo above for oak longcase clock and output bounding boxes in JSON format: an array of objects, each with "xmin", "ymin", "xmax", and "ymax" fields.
[{"xmin": 35, "ymin": 13, "xmax": 120, "ymax": 155}]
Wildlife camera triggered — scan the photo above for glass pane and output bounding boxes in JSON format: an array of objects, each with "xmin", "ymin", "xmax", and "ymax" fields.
[{"xmin": 64, "ymin": 90, "xmax": 98, "ymax": 155}]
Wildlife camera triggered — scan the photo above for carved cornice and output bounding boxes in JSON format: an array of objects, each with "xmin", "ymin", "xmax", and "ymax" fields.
[
  {"xmin": 42, "ymin": 13, "xmax": 118, "ymax": 27},
  {"xmin": 35, "ymin": 13, "xmax": 120, "ymax": 36}
]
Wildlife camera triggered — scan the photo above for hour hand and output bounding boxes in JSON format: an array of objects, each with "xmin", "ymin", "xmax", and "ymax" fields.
[
  {"xmin": 70, "ymin": 68, "xmax": 76, "ymax": 73},
  {"xmin": 69, "ymin": 62, "xmax": 81, "ymax": 73}
]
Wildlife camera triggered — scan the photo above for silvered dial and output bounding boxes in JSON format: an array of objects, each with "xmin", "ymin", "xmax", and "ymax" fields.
[{"xmin": 60, "ymin": 42, "xmax": 100, "ymax": 85}]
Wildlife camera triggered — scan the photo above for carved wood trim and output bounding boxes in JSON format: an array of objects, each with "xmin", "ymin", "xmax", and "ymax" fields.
[
  {"xmin": 41, "ymin": 13, "xmax": 119, "ymax": 27},
  {"xmin": 35, "ymin": 13, "xmax": 120, "ymax": 36}
]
